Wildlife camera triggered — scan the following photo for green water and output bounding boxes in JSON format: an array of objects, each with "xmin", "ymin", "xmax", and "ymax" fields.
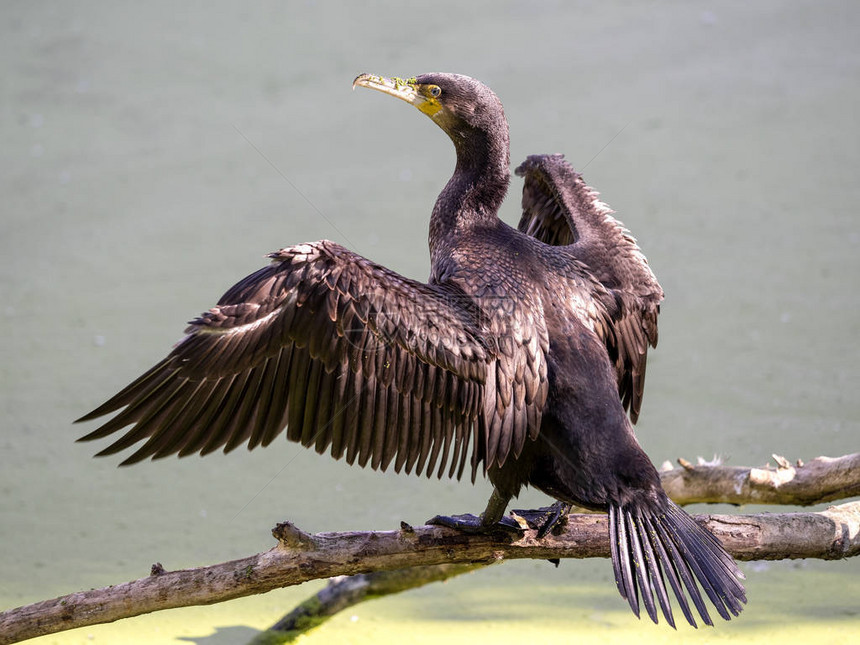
[{"xmin": 2, "ymin": 1, "xmax": 858, "ymax": 643}]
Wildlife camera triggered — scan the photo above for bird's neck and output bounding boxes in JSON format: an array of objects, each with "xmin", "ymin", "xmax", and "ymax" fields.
[{"xmin": 429, "ymin": 130, "xmax": 510, "ymax": 259}]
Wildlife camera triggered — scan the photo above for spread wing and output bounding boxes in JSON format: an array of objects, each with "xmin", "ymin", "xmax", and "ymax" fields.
[
  {"xmin": 516, "ymin": 154, "xmax": 663, "ymax": 423},
  {"xmin": 77, "ymin": 240, "xmax": 547, "ymax": 480}
]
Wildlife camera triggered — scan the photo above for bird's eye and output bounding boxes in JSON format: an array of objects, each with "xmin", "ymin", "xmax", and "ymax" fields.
[{"xmin": 429, "ymin": 85, "xmax": 442, "ymax": 98}]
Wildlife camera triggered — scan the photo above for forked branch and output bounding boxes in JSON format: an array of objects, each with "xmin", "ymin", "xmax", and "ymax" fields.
[{"xmin": 2, "ymin": 454, "xmax": 858, "ymax": 645}]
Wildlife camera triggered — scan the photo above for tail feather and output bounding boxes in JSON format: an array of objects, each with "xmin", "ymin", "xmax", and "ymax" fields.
[
  {"xmin": 627, "ymin": 508, "xmax": 666, "ymax": 625},
  {"xmin": 651, "ymin": 508, "xmax": 716, "ymax": 626},
  {"xmin": 608, "ymin": 506, "xmax": 640, "ymax": 618},
  {"xmin": 610, "ymin": 499, "xmax": 746, "ymax": 628},
  {"xmin": 663, "ymin": 503, "xmax": 746, "ymax": 616},
  {"xmin": 640, "ymin": 512, "xmax": 697, "ymax": 626}
]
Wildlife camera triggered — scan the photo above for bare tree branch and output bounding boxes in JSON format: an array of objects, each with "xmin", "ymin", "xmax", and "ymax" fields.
[
  {"xmin": 248, "ymin": 452, "xmax": 860, "ymax": 642},
  {"xmin": 246, "ymin": 563, "xmax": 489, "ymax": 645},
  {"xmin": 660, "ymin": 453, "xmax": 860, "ymax": 506},
  {"xmin": 4, "ymin": 454, "xmax": 859, "ymax": 643},
  {"xmin": 2, "ymin": 501, "xmax": 858, "ymax": 645}
]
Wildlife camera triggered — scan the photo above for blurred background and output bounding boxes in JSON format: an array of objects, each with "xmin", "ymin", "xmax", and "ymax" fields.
[{"xmin": 2, "ymin": 1, "xmax": 858, "ymax": 643}]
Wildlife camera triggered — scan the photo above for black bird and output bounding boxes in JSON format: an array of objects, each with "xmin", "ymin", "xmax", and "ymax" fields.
[{"xmin": 77, "ymin": 73, "xmax": 745, "ymax": 627}]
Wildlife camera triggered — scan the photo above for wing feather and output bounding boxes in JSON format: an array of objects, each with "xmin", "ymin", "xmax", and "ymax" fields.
[
  {"xmin": 257, "ymin": 347, "xmax": 293, "ymax": 449},
  {"xmin": 516, "ymin": 155, "xmax": 663, "ymax": 422},
  {"xmin": 78, "ymin": 240, "xmax": 547, "ymax": 479},
  {"xmin": 248, "ymin": 352, "xmax": 284, "ymax": 449}
]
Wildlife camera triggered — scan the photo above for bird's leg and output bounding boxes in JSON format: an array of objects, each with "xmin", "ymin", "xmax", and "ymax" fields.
[
  {"xmin": 427, "ymin": 487, "xmax": 522, "ymax": 534},
  {"xmin": 510, "ymin": 501, "xmax": 572, "ymax": 538}
]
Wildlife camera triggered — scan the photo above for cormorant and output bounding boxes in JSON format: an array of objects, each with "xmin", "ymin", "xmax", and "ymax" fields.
[{"xmin": 76, "ymin": 73, "xmax": 745, "ymax": 627}]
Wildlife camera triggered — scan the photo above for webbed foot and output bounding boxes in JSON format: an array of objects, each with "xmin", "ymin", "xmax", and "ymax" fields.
[
  {"xmin": 510, "ymin": 501, "xmax": 572, "ymax": 538},
  {"xmin": 427, "ymin": 513, "xmax": 525, "ymax": 535}
]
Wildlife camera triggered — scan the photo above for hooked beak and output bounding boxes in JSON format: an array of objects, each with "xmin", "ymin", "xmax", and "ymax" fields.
[{"xmin": 353, "ymin": 73, "xmax": 442, "ymax": 116}]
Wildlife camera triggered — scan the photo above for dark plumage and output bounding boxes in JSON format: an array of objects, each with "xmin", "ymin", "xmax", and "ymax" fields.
[{"xmin": 77, "ymin": 73, "xmax": 745, "ymax": 627}]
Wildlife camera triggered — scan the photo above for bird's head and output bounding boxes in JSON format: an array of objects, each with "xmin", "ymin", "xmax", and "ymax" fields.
[{"xmin": 353, "ymin": 73, "xmax": 509, "ymax": 173}]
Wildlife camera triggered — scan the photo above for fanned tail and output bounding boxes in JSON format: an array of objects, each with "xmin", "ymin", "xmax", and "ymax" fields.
[{"xmin": 608, "ymin": 499, "xmax": 746, "ymax": 628}]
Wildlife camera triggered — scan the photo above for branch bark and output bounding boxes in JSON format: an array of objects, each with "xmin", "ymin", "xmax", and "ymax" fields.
[
  {"xmin": 252, "ymin": 451, "xmax": 860, "ymax": 642},
  {"xmin": 2, "ymin": 501, "xmax": 859, "ymax": 645},
  {"xmin": 660, "ymin": 453, "xmax": 860, "ymax": 506},
  {"xmin": 247, "ymin": 563, "xmax": 489, "ymax": 645}
]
